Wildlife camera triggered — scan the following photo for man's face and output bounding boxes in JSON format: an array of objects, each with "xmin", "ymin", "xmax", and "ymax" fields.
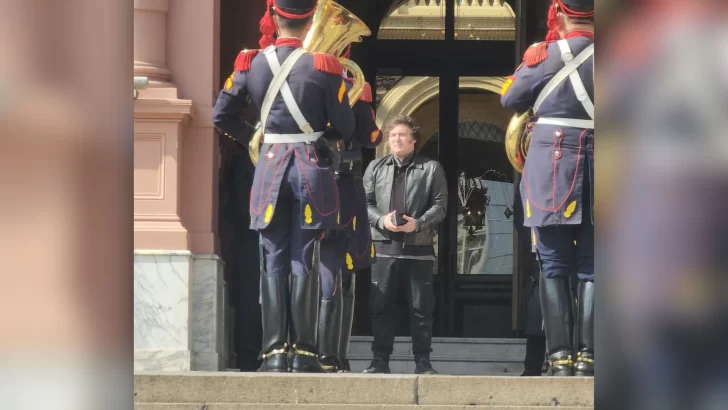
[{"xmin": 388, "ymin": 124, "xmax": 416, "ymax": 157}]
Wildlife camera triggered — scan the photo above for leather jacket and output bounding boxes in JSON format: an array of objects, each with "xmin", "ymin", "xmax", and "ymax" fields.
[{"xmin": 363, "ymin": 153, "xmax": 448, "ymax": 246}]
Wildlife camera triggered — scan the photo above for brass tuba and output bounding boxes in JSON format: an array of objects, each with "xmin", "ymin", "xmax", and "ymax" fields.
[
  {"xmin": 248, "ymin": 0, "xmax": 371, "ymax": 164},
  {"xmin": 504, "ymin": 109, "xmax": 533, "ymax": 174}
]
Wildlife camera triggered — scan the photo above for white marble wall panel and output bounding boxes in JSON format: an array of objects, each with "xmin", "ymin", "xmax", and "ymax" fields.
[
  {"xmin": 134, "ymin": 252, "xmax": 192, "ymax": 351},
  {"xmin": 190, "ymin": 255, "xmax": 226, "ymax": 371},
  {"xmin": 134, "ymin": 250, "xmax": 229, "ymax": 372}
]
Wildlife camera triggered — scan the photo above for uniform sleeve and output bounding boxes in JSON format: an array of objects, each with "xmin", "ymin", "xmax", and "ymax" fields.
[
  {"xmin": 323, "ymin": 73, "xmax": 356, "ymax": 142},
  {"xmin": 500, "ymin": 60, "xmax": 547, "ymax": 112},
  {"xmin": 351, "ymin": 101, "xmax": 382, "ymax": 149},
  {"xmin": 212, "ymin": 71, "xmax": 253, "ymax": 144}
]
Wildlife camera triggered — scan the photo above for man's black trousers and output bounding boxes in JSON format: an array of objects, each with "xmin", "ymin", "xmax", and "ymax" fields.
[{"xmin": 369, "ymin": 257, "xmax": 435, "ymax": 361}]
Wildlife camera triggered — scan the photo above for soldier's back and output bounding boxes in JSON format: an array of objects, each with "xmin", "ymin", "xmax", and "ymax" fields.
[
  {"xmin": 247, "ymin": 46, "xmax": 347, "ymax": 135},
  {"xmin": 535, "ymin": 37, "xmax": 594, "ymax": 120}
]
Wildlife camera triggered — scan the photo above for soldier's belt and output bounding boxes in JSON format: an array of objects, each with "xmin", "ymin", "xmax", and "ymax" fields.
[
  {"xmin": 537, "ymin": 117, "xmax": 594, "ymax": 129},
  {"xmin": 264, "ymin": 132, "xmax": 324, "ymax": 144}
]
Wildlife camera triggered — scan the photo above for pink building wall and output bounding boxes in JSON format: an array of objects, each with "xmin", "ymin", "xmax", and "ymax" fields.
[
  {"xmin": 133, "ymin": 0, "xmax": 229, "ymax": 372},
  {"xmin": 134, "ymin": 0, "xmax": 220, "ymax": 255}
]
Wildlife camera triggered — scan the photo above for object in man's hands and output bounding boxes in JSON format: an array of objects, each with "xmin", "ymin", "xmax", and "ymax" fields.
[{"xmin": 391, "ymin": 212, "xmax": 408, "ymax": 227}]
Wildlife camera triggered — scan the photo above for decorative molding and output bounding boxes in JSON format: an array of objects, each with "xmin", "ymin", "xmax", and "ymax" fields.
[
  {"xmin": 379, "ymin": 0, "xmax": 515, "ymax": 41},
  {"xmin": 134, "ymin": 99, "xmax": 193, "ymax": 125},
  {"xmin": 134, "ymin": 0, "xmax": 169, "ymax": 13},
  {"xmin": 376, "ymin": 76, "xmax": 507, "ymax": 126},
  {"xmin": 375, "ymin": 76, "xmax": 509, "ymax": 157}
]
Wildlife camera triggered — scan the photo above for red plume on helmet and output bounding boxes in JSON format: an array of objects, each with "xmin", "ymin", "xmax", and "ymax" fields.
[
  {"xmin": 545, "ymin": 1, "xmax": 560, "ymax": 42},
  {"xmin": 259, "ymin": 0, "xmax": 277, "ymax": 48},
  {"xmin": 258, "ymin": 0, "xmax": 318, "ymax": 49},
  {"xmin": 546, "ymin": 0, "xmax": 595, "ymax": 43},
  {"xmin": 524, "ymin": 0, "xmax": 593, "ymax": 67}
]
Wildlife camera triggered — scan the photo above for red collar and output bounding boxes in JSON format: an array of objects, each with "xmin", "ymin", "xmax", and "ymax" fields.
[
  {"xmin": 566, "ymin": 30, "xmax": 594, "ymax": 40},
  {"xmin": 275, "ymin": 37, "xmax": 303, "ymax": 48}
]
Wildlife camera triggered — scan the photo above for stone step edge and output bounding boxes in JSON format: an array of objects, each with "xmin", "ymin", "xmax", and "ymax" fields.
[
  {"xmin": 135, "ymin": 373, "xmax": 594, "ymax": 407},
  {"xmin": 135, "ymin": 404, "xmax": 591, "ymax": 410}
]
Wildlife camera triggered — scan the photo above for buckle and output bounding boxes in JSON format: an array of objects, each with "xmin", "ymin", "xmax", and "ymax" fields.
[
  {"xmin": 549, "ymin": 354, "xmax": 574, "ymax": 367},
  {"xmin": 260, "ymin": 343, "xmax": 288, "ymax": 359},
  {"xmin": 292, "ymin": 344, "xmax": 318, "ymax": 357},
  {"xmin": 320, "ymin": 363, "xmax": 337, "ymax": 371},
  {"xmin": 577, "ymin": 352, "xmax": 594, "ymax": 364}
]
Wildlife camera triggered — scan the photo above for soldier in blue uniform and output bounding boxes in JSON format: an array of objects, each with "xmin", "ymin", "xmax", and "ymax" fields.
[
  {"xmin": 317, "ymin": 66, "xmax": 383, "ymax": 372},
  {"xmin": 212, "ymin": 0, "xmax": 355, "ymax": 373},
  {"xmin": 501, "ymin": 0, "xmax": 594, "ymax": 377}
]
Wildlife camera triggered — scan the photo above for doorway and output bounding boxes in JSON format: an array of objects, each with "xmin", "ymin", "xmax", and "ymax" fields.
[{"xmin": 347, "ymin": 0, "xmax": 530, "ymax": 339}]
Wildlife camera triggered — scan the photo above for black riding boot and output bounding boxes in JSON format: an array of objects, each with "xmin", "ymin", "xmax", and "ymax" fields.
[
  {"xmin": 540, "ymin": 275, "xmax": 575, "ymax": 376},
  {"xmin": 290, "ymin": 241, "xmax": 323, "ymax": 373},
  {"xmin": 338, "ymin": 272, "xmax": 356, "ymax": 372},
  {"xmin": 318, "ymin": 269, "xmax": 343, "ymax": 372},
  {"xmin": 574, "ymin": 280, "xmax": 594, "ymax": 376},
  {"xmin": 258, "ymin": 270, "xmax": 290, "ymax": 372}
]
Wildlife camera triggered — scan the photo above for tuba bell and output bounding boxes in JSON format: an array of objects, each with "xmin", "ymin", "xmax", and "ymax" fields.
[
  {"xmin": 504, "ymin": 109, "xmax": 534, "ymax": 174},
  {"xmin": 248, "ymin": 0, "xmax": 371, "ymax": 165}
]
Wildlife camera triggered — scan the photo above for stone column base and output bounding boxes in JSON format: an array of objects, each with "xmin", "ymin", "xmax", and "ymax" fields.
[{"xmin": 134, "ymin": 251, "xmax": 230, "ymax": 371}]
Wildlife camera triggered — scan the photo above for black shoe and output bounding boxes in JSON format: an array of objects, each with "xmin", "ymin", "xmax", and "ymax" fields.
[
  {"xmin": 521, "ymin": 368, "xmax": 543, "ymax": 376},
  {"xmin": 362, "ymin": 358, "xmax": 391, "ymax": 374},
  {"xmin": 257, "ymin": 345, "xmax": 289, "ymax": 372},
  {"xmin": 415, "ymin": 358, "xmax": 438, "ymax": 375}
]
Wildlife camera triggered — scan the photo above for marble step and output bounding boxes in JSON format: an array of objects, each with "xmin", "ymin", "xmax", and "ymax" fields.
[
  {"xmin": 348, "ymin": 337, "xmax": 526, "ymax": 359},
  {"xmin": 347, "ymin": 337, "xmax": 527, "ymax": 375},
  {"xmin": 136, "ymin": 405, "xmax": 590, "ymax": 410},
  {"xmin": 135, "ymin": 372, "xmax": 593, "ymax": 408}
]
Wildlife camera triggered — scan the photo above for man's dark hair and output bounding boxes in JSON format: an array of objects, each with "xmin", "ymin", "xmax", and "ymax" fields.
[
  {"xmin": 274, "ymin": 8, "xmax": 312, "ymax": 31},
  {"xmin": 384, "ymin": 115, "xmax": 421, "ymax": 143}
]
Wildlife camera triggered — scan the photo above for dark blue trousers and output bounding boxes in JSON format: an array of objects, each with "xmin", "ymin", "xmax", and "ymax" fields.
[
  {"xmin": 320, "ymin": 230, "xmax": 348, "ymax": 297},
  {"xmin": 533, "ymin": 222, "xmax": 594, "ymax": 281},
  {"xmin": 533, "ymin": 161, "xmax": 594, "ymax": 281},
  {"xmin": 260, "ymin": 161, "xmax": 338, "ymax": 283}
]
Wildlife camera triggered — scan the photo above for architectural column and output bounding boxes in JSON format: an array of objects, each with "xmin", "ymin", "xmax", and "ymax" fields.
[
  {"xmin": 134, "ymin": 0, "xmax": 176, "ymax": 98},
  {"xmin": 133, "ymin": 0, "xmax": 230, "ymax": 373}
]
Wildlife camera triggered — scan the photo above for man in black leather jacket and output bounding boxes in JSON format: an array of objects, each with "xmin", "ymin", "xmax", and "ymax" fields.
[{"xmin": 361, "ymin": 115, "xmax": 447, "ymax": 375}]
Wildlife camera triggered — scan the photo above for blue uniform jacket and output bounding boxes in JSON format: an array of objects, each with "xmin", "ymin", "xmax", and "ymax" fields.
[
  {"xmin": 212, "ymin": 41, "xmax": 356, "ymax": 231},
  {"xmin": 501, "ymin": 35, "xmax": 595, "ymax": 227}
]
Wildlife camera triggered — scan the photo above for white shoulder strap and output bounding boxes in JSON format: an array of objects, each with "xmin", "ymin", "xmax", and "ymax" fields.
[
  {"xmin": 259, "ymin": 47, "xmax": 311, "ymax": 134},
  {"xmin": 533, "ymin": 40, "xmax": 594, "ymax": 119},
  {"xmin": 261, "ymin": 47, "xmax": 314, "ymax": 134}
]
